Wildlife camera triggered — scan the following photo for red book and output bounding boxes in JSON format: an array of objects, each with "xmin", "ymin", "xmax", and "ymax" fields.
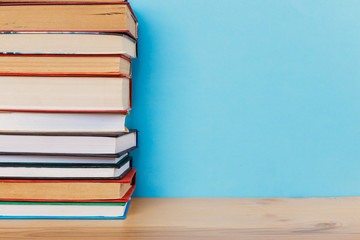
[
  {"xmin": 0, "ymin": 186, "xmax": 136, "ymax": 203},
  {"xmin": 0, "ymin": 169, "xmax": 136, "ymax": 200}
]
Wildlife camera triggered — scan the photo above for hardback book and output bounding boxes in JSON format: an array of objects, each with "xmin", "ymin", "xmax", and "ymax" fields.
[
  {"xmin": 0, "ymin": 130, "xmax": 138, "ymax": 155},
  {"xmin": 0, "ymin": 200, "xmax": 131, "ymax": 219},
  {"xmin": 0, "ymin": 54, "xmax": 131, "ymax": 75},
  {"xmin": 0, "ymin": 179, "xmax": 135, "ymax": 203},
  {"xmin": 0, "ymin": 112, "xmax": 128, "ymax": 133},
  {"xmin": 0, "ymin": 155, "xmax": 132, "ymax": 179},
  {"xmin": 0, "ymin": 169, "xmax": 136, "ymax": 200},
  {"xmin": 0, "ymin": 153, "xmax": 131, "ymax": 165},
  {"xmin": 0, "ymin": 0, "xmax": 126, "ymax": 2},
  {"xmin": 0, "ymin": 2, "xmax": 138, "ymax": 39},
  {"xmin": 0, "ymin": 74, "xmax": 131, "ymax": 112},
  {"xmin": 0, "ymin": 33, "xmax": 137, "ymax": 58}
]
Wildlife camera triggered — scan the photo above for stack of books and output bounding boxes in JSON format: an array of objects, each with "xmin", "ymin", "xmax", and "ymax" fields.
[{"xmin": 0, "ymin": 1, "xmax": 138, "ymax": 219}]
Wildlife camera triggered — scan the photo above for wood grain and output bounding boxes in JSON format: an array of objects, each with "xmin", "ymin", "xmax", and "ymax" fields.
[{"xmin": 0, "ymin": 197, "xmax": 359, "ymax": 239}]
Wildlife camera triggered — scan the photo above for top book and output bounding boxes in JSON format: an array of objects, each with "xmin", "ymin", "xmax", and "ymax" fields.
[{"xmin": 0, "ymin": 2, "xmax": 138, "ymax": 39}]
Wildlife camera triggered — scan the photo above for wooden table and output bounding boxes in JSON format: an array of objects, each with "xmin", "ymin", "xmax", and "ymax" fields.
[{"xmin": 0, "ymin": 197, "xmax": 359, "ymax": 239}]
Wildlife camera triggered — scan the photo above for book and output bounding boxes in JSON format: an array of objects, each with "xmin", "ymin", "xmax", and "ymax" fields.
[
  {"xmin": 0, "ymin": 130, "xmax": 138, "ymax": 155},
  {"xmin": 0, "ymin": 169, "xmax": 136, "ymax": 200},
  {"xmin": 0, "ymin": 33, "xmax": 137, "ymax": 57},
  {"xmin": 0, "ymin": 153, "xmax": 131, "ymax": 164},
  {"xmin": 0, "ymin": 74, "xmax": 131, "ymax": 112},
  {"xmin": 0, "ymin": 0, "xmax": 126, "ymax": 2},
  {"xmin": 0, "ymin": 200, "xmax": 131, "ymax": 219},
  {"xmin": 0, "ymin": 155, "xmax": 132, "ymax": 179},
  {"xmin": 0, "ymin": 112, "xmax": 128, "ymax": 133},
  {"xmin": 0, "ymin": 2, "xmax": 138, "ymax": 39},
  {"xmin": 0, "ymin": 182, "xmax": 135, "ymax": 203},
  {"xmin": 0, "ymin": 54, "xmax": 131, "ymax": 75}
]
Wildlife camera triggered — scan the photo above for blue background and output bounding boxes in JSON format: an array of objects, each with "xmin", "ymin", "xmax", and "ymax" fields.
[{"xmin": 128, "ymin": 0, "xmax": 360, "ymax": 197}]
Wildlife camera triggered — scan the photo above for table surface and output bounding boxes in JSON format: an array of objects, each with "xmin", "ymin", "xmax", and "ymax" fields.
[{"xmin": 0, "ymin": 197, "xmax": 359, "ymax": 239}]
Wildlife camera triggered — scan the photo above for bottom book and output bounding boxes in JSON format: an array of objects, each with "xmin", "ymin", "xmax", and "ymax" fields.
[{"xmin": 0, "ymin": 200, "xmax": 131, "ymax": 219}]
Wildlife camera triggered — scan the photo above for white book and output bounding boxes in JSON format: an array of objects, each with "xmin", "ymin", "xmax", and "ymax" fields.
[
  {"xmin": 0, "ymin": 75, "xmax": 131, "ymax": 112},
  {"xmin": 0, "ymin": 130, "xmax": 137, "ymax": 155},
  {"xmin": 0, "ymin": 201, "xmax": 130, "ymax": 218},
  {"xmin": 0, "ymin": 155, "xmax": 132, "ymax": 179},
  {"xmin": 0, "ymin": 112, "xmax": 127, "ymax": 133},
  {"xmin": 0, "ymin": 32, "xmax": 137, "ymax": 58},
  {"xmin": 0, "ymin": 153, "xmax": 129, "ymax": 164}
]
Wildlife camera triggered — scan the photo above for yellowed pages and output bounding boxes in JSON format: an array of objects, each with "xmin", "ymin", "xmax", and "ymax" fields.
[
  {"xmin": 0, "ymin": 56, "xmax": 131, "ymax": 75},
  {"xmin": 0, "ymin": 182, "xmax": 131, "ymax": 200},
  {"xmin": 0, "ymin": 4, "xmax": 137, "ymax": 37}
]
